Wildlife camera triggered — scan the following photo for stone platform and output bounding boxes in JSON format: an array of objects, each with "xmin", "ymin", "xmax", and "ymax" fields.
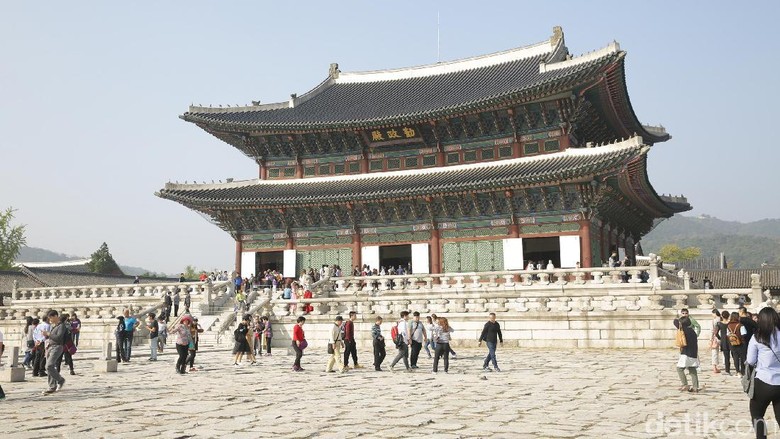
[{"xmin": 0, "ymin": 347, "xmax": 762, "ymax": 438}]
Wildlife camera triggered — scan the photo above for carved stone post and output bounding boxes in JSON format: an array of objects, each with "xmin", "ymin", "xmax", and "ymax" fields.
[
  {"xmin": 648, "ymin": 253, "xmax": 659, "ymax": 283},
  {"xmin": 751, "ymin": 273, "xmax": 763, "ymax": 309}
]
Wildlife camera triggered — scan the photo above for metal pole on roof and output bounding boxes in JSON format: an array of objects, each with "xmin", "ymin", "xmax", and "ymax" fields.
[{"xmin": 437, "ymin": 10, "xmax": 440, "ymax": 63}]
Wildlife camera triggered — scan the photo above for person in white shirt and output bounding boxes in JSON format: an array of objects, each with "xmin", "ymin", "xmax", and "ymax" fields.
[
  {"xmin": 32, "ymin": 317, "xmax": 51, "ymax": 377},
  {"xmin": 389, "ymin": 311, "xmax": 411, "ymax": 372}
]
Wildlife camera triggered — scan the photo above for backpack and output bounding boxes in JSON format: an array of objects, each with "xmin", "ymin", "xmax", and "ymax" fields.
[
  {"xmin": 728, "ymin": 323, "xmax": 743, "ymax": 346},
  {"xmin": 234, "ymin": 327, "xmax": 244, "ymax": 342},
  {"xmin": 390, "ymin": 324, "xmax": 399, "ymax": 346}
]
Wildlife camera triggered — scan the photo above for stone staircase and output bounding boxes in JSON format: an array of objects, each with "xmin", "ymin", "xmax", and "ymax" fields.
[{"xmin": 197, "ymin": 288, "xmax": 272, "ymax": 347}]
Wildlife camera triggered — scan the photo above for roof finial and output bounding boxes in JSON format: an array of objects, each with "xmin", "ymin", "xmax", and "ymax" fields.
[
  {"xmin": 551, "ymin": 26, "xmax": 564, "ymax": 47},
  {"xmin": 329, "ymin": 63, "xmax": 340, "ymax": 79}
]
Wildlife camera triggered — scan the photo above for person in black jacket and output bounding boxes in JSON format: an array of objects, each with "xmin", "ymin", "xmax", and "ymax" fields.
[
  {"xmin": 674, "ymin": 316, "xmax": 700, "ymax": 392},
  {"xmin": 478, "ymin": 313, "xmax": 503, "ymax": 372}
]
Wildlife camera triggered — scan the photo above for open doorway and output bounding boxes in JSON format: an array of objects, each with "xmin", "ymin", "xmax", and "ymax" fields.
[
  {"xmin": 256, "ymin": 251, "xmax": 284, "ymax": 275},
  {"xmin": 522, "ymin": 237, "xmax": 560, "ymax": 269},
  {"xmin": 379, "ymin": 244, "xmax": 412, "ymax": 273}
]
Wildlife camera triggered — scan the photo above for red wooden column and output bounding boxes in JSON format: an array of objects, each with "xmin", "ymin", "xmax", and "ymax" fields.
[
  {"xmin": 286, "ymin": 235, "xmax": 294, "ymax": 250},
  {"xmin": 235, "ymin": 240, "xmax": 242, "ymax": 274},
  {"xmin": 352, "ymin": 230, "xmax": 361, "ymax": 271},
  {"xmin": 579, "ymin": 220, "xmax": 592, "ymax": 268},
  {"xmin": 430, "ymin": 228, "xmax": 441, "ymax": 274},
  {"xmin": 258, "ymin": 159, "xmax": 267, "ymax": 180}
]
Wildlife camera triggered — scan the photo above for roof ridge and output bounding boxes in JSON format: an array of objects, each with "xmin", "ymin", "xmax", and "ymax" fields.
[
  {"xmin": 160, "ymin": 135, "xmax": 646, "ymax": 192},
  {"xmin": 539, "ymin": 40, "xmax": 621, "ymax": 73}
]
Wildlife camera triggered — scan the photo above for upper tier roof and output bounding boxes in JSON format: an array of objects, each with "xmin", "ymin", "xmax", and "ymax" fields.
[
  {"xmin": 156, "ymin": 136, "xmax": 686, "ymax": 214},
  {"xmin": 181, "ymin": 27, "xmax": 633, "ymax": 131}
]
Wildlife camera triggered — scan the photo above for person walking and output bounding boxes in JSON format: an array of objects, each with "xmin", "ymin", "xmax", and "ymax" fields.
[
  {"xmin": 431, "ymin": 313, "xmax": 456, "ymax": 358},
  {"xmin": 389, "ymin": 311, "xmax": 411, "ymax": 372},
  {"xmin": 42, "ymin": 310, "xmax": 67, "ymax": 394},
  {"xmin": 261, "ymin": 316, "xmax": 272, "ymax": 356},
  {"xmin": 173, "ymin": 289, "xmax": 181, "ymax": 317},
  {"xmin": 432, "ymin": 317, "xmax": 454, "ymax": 374},
  {"xmin": 146, "ymin": 313, "xmax": 159, "ymax": 361},
  {"xmin": 343, "ymin": 311, "xmax": 361, "ymax": 369},
  {"xmin": 187, "ymin": 318, "xmax": 204, "ymax": 371},
  {"xmin": 479, "ymin": 312, "xmax": 503, "ymax": 372},
  {"xmin": 716, "ymin": 310, "xmax": 733, "ymax": 375},
  {"xmin": 163, "ymin": 292, "xmax": 173, "ymax": 322},
  {"xmin": 183, "ymin": 291, "xmax": 192, "ymax": 314},
  {"xmin": 424, "ymin": 316, "xmax": 436, "ymax": 358},
  {"xmin": 114, "ymin": 316, "xmax": 126, "ymax": 363},
  {"xmin": 679, "ymin": 309, "xmax": 701, "ymax": 336},
  {"xmin": 173, "ymin": 316, "xmax": 193, "ymax": 375},
  {"xmin": 292, "ymin": 316, "xmax": 306, "ymax": 372},
  {"xmin": 157, "ymin": 316, "xmax": 167, "ymax": 353},
  {"xmin": 674, "ymin": 316, "xmax": 700, "ymax": 392},
  {"xmin": 746, "ymin": 307, "xmax": 780, "ymax": 439},
  {"xmin": 727, "ymin": 311, "xmax": 748, "ymax": 377},
  {"xmin": 232, "ymin": 315, "xmax": 251, "ymax": 366},
  {"xmin": 709, "ymin": 309, "xmax": 721, "ymax": 374},
  {"xmin": 22, "ymin": 317, "xmax": 36, "ymax": 369},
  {"xmin": 32, "ymin": 316, "xmax": 50, "ymax": 377},
  {"xmin": 56, "ymin": 313, "xmax": 75, "ymax": 376},
  {"xmin": 409, "ymin": 312, "xmax": 427, "ymax": 369},
  {"xmin": 122, "ymin": 309, "xmax": 139, "ymax": 363},
  {"xmin": 70, "ymin": 313, "xmax": 81, "ymax": 347},
  {"xmin": 371, "ymin": 316, "xmax": 386, "ymax": 371},
  {"xmin": 326, "ymin": 316, "xmax": 346, "ymax": 373}
]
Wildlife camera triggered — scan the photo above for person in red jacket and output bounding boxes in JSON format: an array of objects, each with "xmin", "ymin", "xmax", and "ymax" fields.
[
  {"xmin": 292, "ymin": 317, "xmax": 306, "ymax": 372},
  {"xmin": 343, "ymin": 311, "xmax": 362, "ymax": 369}
]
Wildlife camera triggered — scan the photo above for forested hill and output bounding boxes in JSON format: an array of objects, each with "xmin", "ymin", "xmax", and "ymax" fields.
[
  {"xmin": 642, "ymin": 215, "xmax": 780, "ymax": 268},
  {"xmin": 16, "ymin": 246, "xmax": 158, "ymax": 276}
]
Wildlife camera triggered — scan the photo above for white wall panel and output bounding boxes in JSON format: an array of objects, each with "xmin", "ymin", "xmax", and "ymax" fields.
[
  {"xmin": 559, "ymin": 236, "xmax": 581, "ymax": 268},
  {"xmin": 411, "ymin": 243, "xmax": 430, "ymax": 274},
  {"xmin": 502, "ymin": 238, "xmax": 524, "ymax": 270}
]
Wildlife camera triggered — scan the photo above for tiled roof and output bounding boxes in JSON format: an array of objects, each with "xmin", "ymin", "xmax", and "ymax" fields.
[
  {"xmin": 181, "ymin": 31, "xmax": 624, "ymax": 130},
  {"xmin": 687, "ymin": 269, "xmax": 780, "ymax": 290},
  {"xmin": 157, "ymin": 137, "xmax": 686, "ymax": 210}
]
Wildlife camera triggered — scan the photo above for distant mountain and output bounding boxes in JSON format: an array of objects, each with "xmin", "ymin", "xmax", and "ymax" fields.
[
  {"xmin": 642, "ymin": 215, "xmax": 780, "ymax": 268},
  {"xmin": 16, "ymin": 246, "xmax": 165, "ymax": 277}
]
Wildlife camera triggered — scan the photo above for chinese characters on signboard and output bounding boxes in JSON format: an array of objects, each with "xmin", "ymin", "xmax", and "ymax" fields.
[{"xmin": 367, "ymin": 126, "xmax": 419, "ymax": 143}]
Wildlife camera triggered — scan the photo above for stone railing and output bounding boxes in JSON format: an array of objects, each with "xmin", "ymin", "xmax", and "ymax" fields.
[
  {"xmin": 213, "ymin": 289, "xmax": 272, "ymax": 344},
  {"xmin": 325, "ymin": 266, "xmax": 654, "ymax": 295}
]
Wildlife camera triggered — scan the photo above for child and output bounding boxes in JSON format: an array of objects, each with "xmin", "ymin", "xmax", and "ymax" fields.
[{"xmin": 371, "ymin": 316, "xmax": 386, "ymax": 371}]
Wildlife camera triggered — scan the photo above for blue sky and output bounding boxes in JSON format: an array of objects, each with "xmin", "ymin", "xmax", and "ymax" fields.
[{"xmin": 1, "ymin": 1, "xmax": 778, "ymax": 274}]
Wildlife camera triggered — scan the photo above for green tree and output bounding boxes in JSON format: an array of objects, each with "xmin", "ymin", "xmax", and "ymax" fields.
[
  {"xmin": 87, "ymin": 242, "xmax": 123, "ymax": 275},
  {"xmin": 658, "ymin": 244, "xmax": 701, "ymax": 262},
  {"xmin": 182, "ymin": 265, "xmax": 200, "ymax": 280},
  {"xmin": 0, "ymin": 207, "xmax": 27, "ymax": 270}
]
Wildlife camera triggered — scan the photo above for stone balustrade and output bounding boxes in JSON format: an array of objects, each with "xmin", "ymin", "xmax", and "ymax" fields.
[{"xmin": 328, "ymin": 267, "xmax": 653, "ymax": 295}]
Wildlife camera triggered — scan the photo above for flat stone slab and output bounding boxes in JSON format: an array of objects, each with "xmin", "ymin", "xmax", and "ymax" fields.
[{"xmin": 0, "ymin": 347, "xmax": 762, "ymax": 438}]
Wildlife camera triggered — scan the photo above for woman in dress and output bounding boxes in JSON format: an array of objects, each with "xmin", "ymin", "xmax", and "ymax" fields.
[
  {"xmin": 674, "ymin": 316, "xmax": 699, "ymax": 392},
  {"xmin": 292, "ymin": 316, "xmax": 306, "ymax": 371},
  {"xmin": 746, "ymin": 307, "xmax": 780, "ymax": 439}
]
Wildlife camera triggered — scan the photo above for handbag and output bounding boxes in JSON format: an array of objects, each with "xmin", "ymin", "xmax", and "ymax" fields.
[
  {"xmin": 327, "ymin": 343, "xmax": 334, "ymax": 355},
  {"xmin": 675, "ymin": 328, "xmax": 687, "ymax": 348},
  {"xmin": 744, "ymin": 346, "xmax": 780, "ymax": 399},
  {"xmin": 299, "ymin": 339, "xmax": 308, "ymax": 350},
  {"xmin": 65, "ymin": 341, "xmax": 77, "ymax": 356}
]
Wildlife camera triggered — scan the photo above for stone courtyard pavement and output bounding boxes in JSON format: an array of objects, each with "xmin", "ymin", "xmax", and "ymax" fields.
[{"xmin": 0, "ymin": 347, "xmax": 769, "ymax": 438}]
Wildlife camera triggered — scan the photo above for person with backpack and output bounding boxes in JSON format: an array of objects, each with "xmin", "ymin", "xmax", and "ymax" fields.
[
  {"xmin": 409, "ymin": 312, "xmax": 427, "ymax": 370},
  {"xmin": 673, "ymin": 316, "xmax": 700, "ymax": 392},
  {"xmin": 232, "ymin": 315, "xmax": 251, "ymax": 366},
  {"xmin": 371, "ymin": 316, "xmax": 386, "ymax": 371},
  {"xmin": 746, "ymin": 307, "xmax": 780, "ymax": 438},
  {"xmin": 716, "ymin": 310, "xmax": 733, "ymax": 375},
  {"xmin": 174, "ymin": 316, "xmax": 193, "ymax": 375},
  {"xmin": 726, "ymin": 311, "xmax": 748, "ymax": 377},
  {"xmin": 389, "ymin": 311, "xmax": 411, "ymax": 372},
  {"xmin": 326, "ymin": 316, "xmax": 346, "ymax": 373}
]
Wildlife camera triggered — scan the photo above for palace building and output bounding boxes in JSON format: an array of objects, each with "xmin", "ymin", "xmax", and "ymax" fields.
[{"xmin": 157, "ymin": 27, "xmax": 690, "ymax": 278}]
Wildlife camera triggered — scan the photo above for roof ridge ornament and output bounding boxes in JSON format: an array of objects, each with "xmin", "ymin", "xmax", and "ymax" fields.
[
  {"xmin": 329, "ymin": 63, "xmax": 340, "ymax": 79},
  {"xmin": 539, "ymin": 40, "xmax": 621, "ymax": 73}
]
